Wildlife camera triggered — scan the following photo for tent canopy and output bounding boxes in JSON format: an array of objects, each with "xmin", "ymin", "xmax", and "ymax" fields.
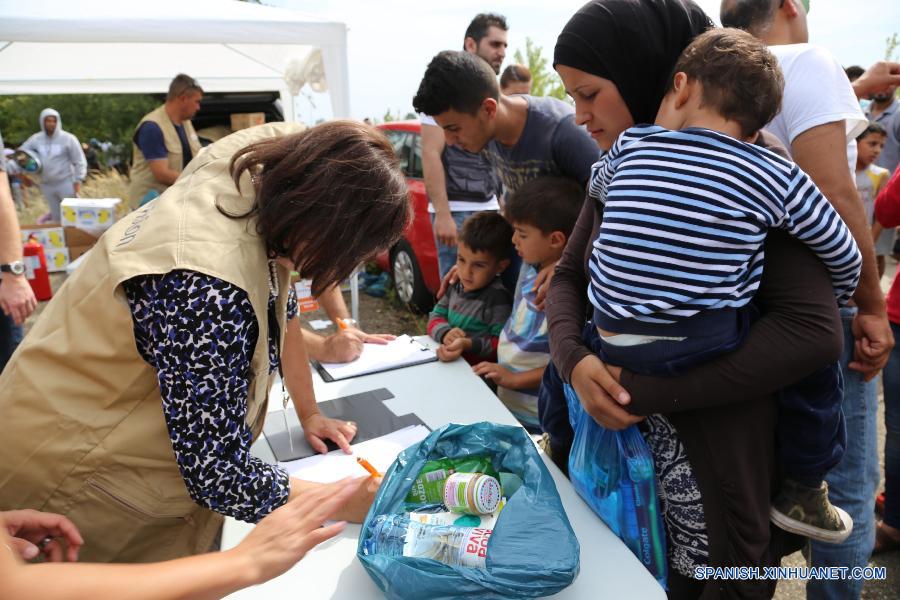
[{"xmin": 0, "ymin": 0, "xmax": 351, "ymax": 120}]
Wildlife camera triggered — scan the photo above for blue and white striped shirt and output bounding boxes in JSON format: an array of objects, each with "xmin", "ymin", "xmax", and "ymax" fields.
[{"xmin": 588, "ymin": 125, "xmax": 861, "ymax": 327}]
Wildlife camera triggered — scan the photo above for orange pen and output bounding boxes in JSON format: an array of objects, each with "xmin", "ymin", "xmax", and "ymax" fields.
[
  {"xmin": 336, "ymin": 318, "xmax": 349, "ymax": 331},
  {"xmin": 356, "ymin": 456, "xmax": 382, "ymax": 478}
]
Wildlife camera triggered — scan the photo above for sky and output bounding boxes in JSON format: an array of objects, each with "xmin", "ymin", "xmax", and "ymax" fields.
[{"xmin": 269, "ymin": 0, "xmax": 900, "ymax": 123}]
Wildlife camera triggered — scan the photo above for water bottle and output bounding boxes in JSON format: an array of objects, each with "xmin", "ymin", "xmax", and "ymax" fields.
[{"xmin": 362, "ymin": 514, "xmax": 492, "ymax": 568}]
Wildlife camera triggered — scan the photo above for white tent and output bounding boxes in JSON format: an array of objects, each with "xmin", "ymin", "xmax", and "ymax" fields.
[{"xmin": 0, "ymin": 0, "xmax": 351, "ymax": 120}]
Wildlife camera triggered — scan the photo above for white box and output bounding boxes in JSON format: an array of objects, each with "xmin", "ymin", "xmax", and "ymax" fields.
[
  {"xmin": 44, "ymin": 247, "xmax": 70, "ymax": 272},
  {"xmin": 60, "ymin": 198, "xmax": 121, "ymax": 231},
  {"xmin": 21, "ymin": 225, "xmax": 66, "ymax": 249}
]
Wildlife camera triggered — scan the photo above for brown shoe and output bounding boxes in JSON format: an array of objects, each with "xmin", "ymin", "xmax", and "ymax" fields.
[{"xmin": 770, "ymin": 479, "xmax": 853, "ymax": 544}]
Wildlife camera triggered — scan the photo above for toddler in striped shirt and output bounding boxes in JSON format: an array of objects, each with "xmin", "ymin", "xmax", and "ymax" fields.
[{"xmin": 588, "ymin": 28, "xmax": 861, "ymax": 543}]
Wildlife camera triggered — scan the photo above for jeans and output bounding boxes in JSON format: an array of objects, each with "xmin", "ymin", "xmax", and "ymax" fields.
[
  {"xmin": 39, "ymin": 179, "xmax": 76, "ymax": 222},
  {"xmin": 0, "ymin": 310, "xmax": 23, "ymax": 373},
  {"xmin": 431, "ymin": 211, "xmax": 476, "ymax": 278},
  {"xmin": 808, "ymin": 307, "xmax": 880, "ymax": 600},
  {"xmin": 882, "ymin": 321, "xmax": 900, "ymax": 530}
]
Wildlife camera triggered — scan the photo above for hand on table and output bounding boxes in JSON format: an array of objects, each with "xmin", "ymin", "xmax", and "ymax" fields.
[
  {"xmin": 570, "ymin": 355, "xmax": 642, "ymax": 431},
  {"xmin": 442, "ymin": 327, "xmax": 467, "ymax": 345},
  {"xmin": 849, "ymin": 311, "xmax": 895, "ymax": 380},
  {"xmin": 233, "ymin": 478, "xmax": 360, "ymax": 584},
  {"xmin": 301, "ymin": 412, "xmax": 358, "ymax": 454},
  {"xmin": 2, "ymin": 509, "xmax": 83, "ymax": 562},
  {"xmin": 472, "ymin": 362, "xmax": 517, "ymax": 388}
]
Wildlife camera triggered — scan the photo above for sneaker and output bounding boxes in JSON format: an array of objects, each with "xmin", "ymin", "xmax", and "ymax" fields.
[{"xmin": 770, "ymin": 479, "xmax": 853, "ymax": 544}]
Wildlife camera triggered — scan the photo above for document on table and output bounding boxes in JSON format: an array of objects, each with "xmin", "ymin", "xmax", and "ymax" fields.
[
  {"xmin": 282, "ymin": 424, "xmax": 431, "ymax": 482},
  {"xmin": 312, "ymin": 334, "xmax": 437, "ymax": 382}
]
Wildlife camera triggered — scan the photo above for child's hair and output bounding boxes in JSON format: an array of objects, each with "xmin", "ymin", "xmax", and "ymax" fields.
[
  {"xmin": 669, "ymin": 28, "xmax": 783, "ymax": 138},
  {"xmin": 458, "ymin": 211, "xmax": 514, "ymax": 262},
  {"xmin": 505, "ymin": 176, "xmax": 583, "ymax": 238},
  {"xmin": 844, "ymin": 65, "xmax": 865, "ymax": 82},
  {"xmin": 856, "ymin": 121, "xmax": 887, "ymax": 142},
  {"xmin": 500, "ymin": 64, "xmax": 532, "ymax": 89}
]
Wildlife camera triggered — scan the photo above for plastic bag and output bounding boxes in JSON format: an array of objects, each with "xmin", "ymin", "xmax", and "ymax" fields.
[
  {"xmin": 564, "ymin": 384, "xmax": 667, "ymax": 588},
  {"xmin": 358, "ymin": 422, "xmax": 580, "ymax": 600}
]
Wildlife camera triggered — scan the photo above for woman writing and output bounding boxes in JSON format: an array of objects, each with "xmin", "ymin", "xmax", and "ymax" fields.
[
  {"xmin": 545, "ymin": 1, "xmax": 846, "ymax": 596},
  {"xmin": 0, "ymin": 120, "xmax": 409, "ymax": 562}
]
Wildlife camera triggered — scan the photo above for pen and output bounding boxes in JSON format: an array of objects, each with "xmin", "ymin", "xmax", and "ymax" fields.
[
  {"xmin": 356, "ymin": 456, "xmax": 382, "ymax": 478},
  {"xmin": 336, "ymin": 318, "xmax": 348, "ymax": 331}
]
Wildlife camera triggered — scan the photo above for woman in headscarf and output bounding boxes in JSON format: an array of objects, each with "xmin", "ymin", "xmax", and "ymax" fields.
[{"xmin": 545, "ymin": 1, "xmax": 842, "ymax": 596}]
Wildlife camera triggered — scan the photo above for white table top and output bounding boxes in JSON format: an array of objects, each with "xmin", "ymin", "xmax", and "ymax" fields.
[{"xmin": 221, "ymin": 339, "xmax": 665, "ymax": 599}]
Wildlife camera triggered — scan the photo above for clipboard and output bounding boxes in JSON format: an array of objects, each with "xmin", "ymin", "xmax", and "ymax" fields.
[{"xmin": 312, "ymin": 334, "xmax": 437, "ymax": 382}]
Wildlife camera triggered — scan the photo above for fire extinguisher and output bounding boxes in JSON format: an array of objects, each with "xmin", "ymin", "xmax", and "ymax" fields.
[{"xmin": 23, "ymin": 236, "xmax": 52, "ymax": 301}]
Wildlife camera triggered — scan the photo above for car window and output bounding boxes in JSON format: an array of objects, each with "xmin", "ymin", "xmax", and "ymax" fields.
[
  {"xmin": 409, "ymin": 134, "xmax": 423, "ymax": 179},
  {"xmin": 383, "ymin": 129, "xmax": 410, "ymax": 176}
]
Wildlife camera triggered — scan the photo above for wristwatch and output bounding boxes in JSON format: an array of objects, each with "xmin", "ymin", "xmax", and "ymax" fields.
[{"xmin": 0, "ymin": 261, "xmax": 25, "ymax": 276}]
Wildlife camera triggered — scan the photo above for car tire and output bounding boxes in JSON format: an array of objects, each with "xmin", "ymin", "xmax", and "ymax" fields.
[{"xmin": 390, "ymin": 239, "xmax": 434, "ymax": 313}]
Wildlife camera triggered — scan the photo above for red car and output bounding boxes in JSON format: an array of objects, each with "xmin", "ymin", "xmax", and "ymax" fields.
[{"xmin": 376, "ymin": 121, "xmax": 440, "ymax": 312}]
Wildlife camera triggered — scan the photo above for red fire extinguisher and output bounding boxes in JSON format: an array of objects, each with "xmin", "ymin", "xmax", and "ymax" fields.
[{"xmin": 24, "ymin": 236, "xmax": 52, "ymax": 301}]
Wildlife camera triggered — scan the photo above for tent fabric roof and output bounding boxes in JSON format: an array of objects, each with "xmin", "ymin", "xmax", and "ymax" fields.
[{"xmin": 0, "ymin": 0, "xmax": 350, "ymax": 118}]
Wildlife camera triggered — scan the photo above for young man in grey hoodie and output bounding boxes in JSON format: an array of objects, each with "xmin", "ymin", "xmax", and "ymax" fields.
[{"xmin": 20, "ymin": 108, "xmax": 87, "ymax": 223}]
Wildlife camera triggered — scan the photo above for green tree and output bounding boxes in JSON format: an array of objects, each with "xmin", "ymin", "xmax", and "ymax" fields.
[
  {"xmin": 513, "ymin": 38, "xmax": 567, "ymax": 100},
  {"xmin": 0, "ymin": 93, "xmax": 158, "ymax": 161},
  {"xmin": 886, "ymin": 32, "xmax": 899, "ymax": 62}
]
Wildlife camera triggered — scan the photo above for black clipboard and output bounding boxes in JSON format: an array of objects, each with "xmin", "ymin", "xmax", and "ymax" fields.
[{"xmin": 263, "ymin": 388, "xmax": 429, "ymax": 462}]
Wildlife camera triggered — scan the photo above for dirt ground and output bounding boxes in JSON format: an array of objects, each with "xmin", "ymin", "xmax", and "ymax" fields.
[{"xmin": 21, "ymin": 262, "xmax": 899, "ymax": 599}]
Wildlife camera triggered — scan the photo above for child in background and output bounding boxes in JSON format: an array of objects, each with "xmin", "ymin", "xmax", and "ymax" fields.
[
  {"xmin": 856, "ymin": 122, "xmax": 893, "ymax": 279},
  {"xmin": 428, "ymin": 211, "xmax": 513, "ymax": 364},
  {"xmin": 589, "ymin": 28, "xmax": 861, "ymax": 543},
  {"xmin": 472, "ymin": 177, "xmax": 583, "ymax": 431}
]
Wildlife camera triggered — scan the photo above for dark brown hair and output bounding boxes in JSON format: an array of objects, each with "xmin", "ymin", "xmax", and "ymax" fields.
[
  {"xmin": 857, "ymin": 121, "xmax": 887, "ymax": 141},
  {"xmin": 669, "ymin": 28, "xmax": 783, "ymax": 138},
  {"xmin": 505, "ymin": 176, "xmax": 583, "ymax": 237},
  {"xmin": 229, "ymin": 120, "xmax": 410, "ymax": 295},
  {"xmin": 167, "ymin": 73, "xmax": 203, "ymax": 101},
  {"xmin": 464, "ymin": 13, "xmax": 508, "ymax": 46},
  {"xmin": 500, "ymin": 64, "xmax": 532, "ymax": 89},
  {"xmin": 458, "ymin": 211, "xmax": 513, "ymax": 262}
]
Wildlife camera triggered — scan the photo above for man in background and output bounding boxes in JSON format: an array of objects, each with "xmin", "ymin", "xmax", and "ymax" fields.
[
  {"xmin": 20, "ymin": 109, "xmax": 86, "ymax": 223},
  {"xmin": 420, "ymin": 13, "xmax": 507, "ymax": 277},
  {"xmin": 128, "ymin": 74, "xmax": 203, "ymax": 207}
]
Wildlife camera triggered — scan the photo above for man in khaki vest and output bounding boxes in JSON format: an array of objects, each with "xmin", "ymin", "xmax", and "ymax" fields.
[{"xmin": 127, "ymin": 73, "xmax": 203, "ymax": 207}]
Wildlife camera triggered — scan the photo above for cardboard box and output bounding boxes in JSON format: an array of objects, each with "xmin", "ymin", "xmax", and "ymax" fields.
[
  {"xmin": 21, "ymin": 224, "xmax": 66, "ymax": 249},
  {"xmin": 44, "ymin": 247, "xmax": 70, "ymax": 272},
  {"xmin": 60, "ymin": 198, "xmax": 121, "ymax": 231},
  {"xmin": 64, "ymin": 226, "xmax": 99, "ymax": 247},
  {"xmin": 230, "ymin": 112, "xmax": 266, "ymax": 131},
  {"xmin": 68, "ymin": 245, "xmax": 93, "ymax": 261}
]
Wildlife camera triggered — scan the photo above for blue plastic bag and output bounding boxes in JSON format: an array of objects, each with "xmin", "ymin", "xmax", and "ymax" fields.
[
  {"xmin": 563, "ymin": 384, "xmax": 667, "ymax": 588},
  {"xmin": 358, "ymin": 422, "xmax": 580, "ymax": 599}
]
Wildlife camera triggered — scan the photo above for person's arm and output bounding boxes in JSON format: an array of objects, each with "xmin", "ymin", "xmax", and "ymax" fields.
[
  {"xmin": 313, "ymin": 283, "xmax": 394, "ymax": 350},
  {"xmin": 136, "ymin": 122, "xmax": 180, "ymax": 185},
  {"xmin": 427, "ymin": 289, "xmax": 452, "ymax": 343},
  {"xmin": 620, "ymin": 230, "xmax": 843, "ymax": 416},
  {"xmin": 421, "ymin": 123, "xmax": 457, "ymax": 247},
  {"xmin": 850, "ymin": 61, "xmax": 900, "ymax": 99},
  {"xmin": 875, "ymin": 168, "xmax": 900, "ymax": 228},
  {"xmin": 466, "ymin": 290, "xmax": 512, "ymax": 358},
  {"xmin": 472, "ymin": 362, "xmax": 545, "ymax": 389},
  {"xmin": 0, "ymin": 480, "xmax": 359, "ymax": 600},
  {"xmin": 68, "ymin": 135, "xmax": 87, "ymax": 184},
  {"xmin": 0, "ymin": 171, "xmax": 37, "ymax": 325},
  {"xmin": 547, "ymin": 194, "xmax": 596, "ymax": 381},
  {"xmin": 123, "ymin": 272, "xmax": 290, "ymax": 523},
  {"xmin": 791, "ymin": 121, "xmax": 894, "ymax": 376},
  {"xmin": 282, "ymin": 310, "xmax": 356, "ymax": 454}
]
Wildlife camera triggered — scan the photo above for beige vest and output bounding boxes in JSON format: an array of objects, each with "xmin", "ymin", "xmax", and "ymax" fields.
[
  {"xmin": 0, "ymin": 122, "xmax": 305, "ymax": 563},
  {"xmin": 127, "ymin": 105, "xmax": 202, "ymax": 207}
]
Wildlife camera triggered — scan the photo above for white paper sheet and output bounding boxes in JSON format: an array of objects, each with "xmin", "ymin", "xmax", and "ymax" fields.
[
  {"xmin": 283, "ymin": 424, "xmax": 431, "ymax": 482},
  {"xmin": 316, "ymin": 334, "xmax": 437, "ymax": 381}
]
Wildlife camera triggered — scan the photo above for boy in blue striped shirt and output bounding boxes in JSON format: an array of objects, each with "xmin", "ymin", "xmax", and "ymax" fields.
[{"xmin": 588, "ymin": 29, "xmax": 861, "ymax": 543}]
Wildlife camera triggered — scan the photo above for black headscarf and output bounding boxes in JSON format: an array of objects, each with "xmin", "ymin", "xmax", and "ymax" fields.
[{"xmin": 554, "ymin": 0, "xmax": 713, "ymax": 125}]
